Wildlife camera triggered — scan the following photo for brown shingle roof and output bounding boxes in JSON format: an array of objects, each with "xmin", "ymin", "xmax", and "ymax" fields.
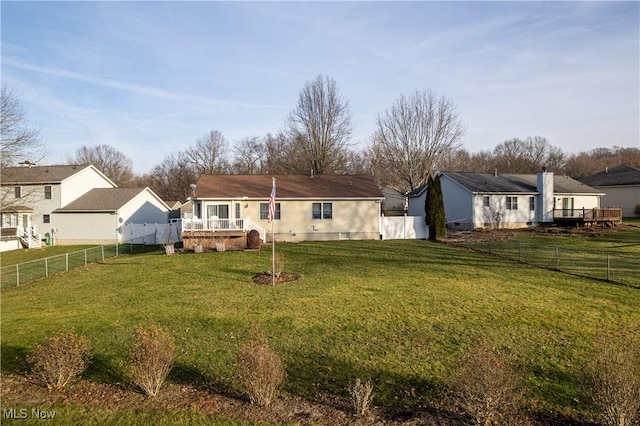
[
  {"xmin": 194, "ymin": 175, "xmax": 384, "ymax": 199},
  {"xmin": 55, "ymin": 188, "xmax": 146, "ymax": 212},
  {"xmin": 1, "ymin": 165, "xmax": 92, "ymax": 184}
]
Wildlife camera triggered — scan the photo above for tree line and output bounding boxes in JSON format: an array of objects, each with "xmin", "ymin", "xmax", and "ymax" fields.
[{"xmin": 2, "ymin": 80, "xmax": 639, "ymax": 203}]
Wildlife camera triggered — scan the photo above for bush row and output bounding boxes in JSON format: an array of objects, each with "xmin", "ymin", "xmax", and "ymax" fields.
[{"xmin": 25, "ymin": 326, "xmax": 640, "ymax": 425}]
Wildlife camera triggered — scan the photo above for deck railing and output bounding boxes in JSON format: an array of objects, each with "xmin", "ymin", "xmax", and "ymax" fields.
[
  {"xmin": 180, "ymin": 218, "xmax": 267, "ymax": 242},
  {"xmin": 553, "ymin": 208, "xmax": 622, "ymax": 222}
]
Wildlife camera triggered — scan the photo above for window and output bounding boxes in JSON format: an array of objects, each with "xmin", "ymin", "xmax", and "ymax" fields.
[
  {"xmin": 235, "ymin": 203, "xmax": 241, "ymax": 219},
  {"xmin": 483, "ymin": 196, "xmax": 490, "ymax": 208},
  {"xmin": 260, "ymin": 202, "xmax": 280, "ymax": 220},
  {"xmin": 43, "ymin": 214, "xmax": 50, "ymax": 224},
  {"xmin": 312, "ymin": 202, "xmax": 332, "ymax": 219},
  {"xmin": 506, "ymin": 196, "xmax": 518, "ymax": 210},
  {"xmin": 14, "ymin": 186, "xmax": 21, "ymax": 199},
  {"xmin": 529, "ymin": 196, "xmax": 535, "ymax": 211},
  {"xmin": 44, "ymin": 185, "xmax": 52, "ymax": 199}
]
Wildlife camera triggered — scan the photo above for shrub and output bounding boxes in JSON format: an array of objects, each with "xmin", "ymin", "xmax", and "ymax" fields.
[
  {"xmin": 27, "ymin": 332, "xmax": 91, "ymax": 389},
  {"xmin": 129, "ymin": 324, "xmax": 175, "ymax": 397},
  {"xmin": 237, "ymin": 331, "xmax": 286, "ymax": 407},
  {"xmin": 349, "ymin": 378, "xmax": 374, "ymax": 416},
  {"xmin": 587, "ymin": 329, "xmax": 640, "ymax": 426},
  {"xmin": 447, "ymin": 341, "xmax": 524, "ymax": 425},
  {"xmin": 635, "ymin": 204, "xmax": 640, "ymax": 216},
  {"xmin": 272, "ymin": 252, "xmax": 284, "ymax": 278}
]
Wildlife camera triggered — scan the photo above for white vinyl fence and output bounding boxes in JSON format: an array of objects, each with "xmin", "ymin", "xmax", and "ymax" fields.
[
  {"xmin": 381, "ymin": 215, "xmax": 428, "ymax": 240},
  {"xmin": 122, "ymin": 223, "xmax": 182, "ymax": 245}
]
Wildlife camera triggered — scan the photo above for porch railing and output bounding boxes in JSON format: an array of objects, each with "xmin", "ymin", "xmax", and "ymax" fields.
[{"xmin": 181, "ymin": 218, "xmax": 267, "ymax": 242}]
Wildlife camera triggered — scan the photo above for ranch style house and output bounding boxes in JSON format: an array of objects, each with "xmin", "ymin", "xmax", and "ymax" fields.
[{"xmin": 407, "ymin": 169, "xmax": 619, "ymax": 230}]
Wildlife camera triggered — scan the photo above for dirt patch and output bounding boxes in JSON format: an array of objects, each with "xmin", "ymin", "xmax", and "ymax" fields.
[
  {"xmin": 252, "ymin": 272, "xmax": 300, "ymax": 285},
  {"xmin": 0, "ymin": 373, "xmax": 450, "ymax": 425}
]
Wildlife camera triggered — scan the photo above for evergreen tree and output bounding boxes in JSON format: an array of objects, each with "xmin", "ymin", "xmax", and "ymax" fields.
[{"xmin": 425, "ymin": 174, "xmax": 446, "ymax": 240}]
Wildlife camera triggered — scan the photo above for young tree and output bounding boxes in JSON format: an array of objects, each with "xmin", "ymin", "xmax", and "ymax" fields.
[
  {"xmin": 284, "ymin": 74, "xmax": 354, "ymax": 175},
  {"xmin": 370, "ymin": 90, "xmax": 464, "ymax": 193},
  {"xmin": 1, "ymin": 85, "xmax": 44, "ymax": 169},
  {"xmin": 425, "ymin": 174, "xmax": 446, "ymax": 240},
  {"xmin": 66, "ymin": 144, "xmax": 134, "ymax": 186}
]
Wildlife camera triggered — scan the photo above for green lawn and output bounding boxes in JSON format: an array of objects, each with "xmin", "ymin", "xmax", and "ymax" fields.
[{"xmin": 2, "ymin": 239, "xmax": 639, "ymax": 423}]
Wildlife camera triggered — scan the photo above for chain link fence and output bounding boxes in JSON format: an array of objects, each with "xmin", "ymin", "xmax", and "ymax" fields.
[
  {"xmin": 1, "ymin": 244, "xmax": 149, "ymax": 288},
  {"xmin": 462, "ymin": 238, "xmax": 640, "ymax": 288}
]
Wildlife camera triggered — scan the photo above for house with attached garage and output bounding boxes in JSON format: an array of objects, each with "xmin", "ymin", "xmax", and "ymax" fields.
[
  {"xmin": 407, "ymin": 169, "xmax": 617, "ymax": 230},
  {"xmin": 182, "ymin": 174, "xmax": 384, "ymax": 249},
  {"xmin": 0, "ymin": 164, "xmax": 116, "ymax": 251},
  {"xmin": 577, "ymin": 164, "xmax": 640, "ymax": 218},
  {"xmin": 52, "ymin": 187, "xmax": 170, "ymax": 245}
]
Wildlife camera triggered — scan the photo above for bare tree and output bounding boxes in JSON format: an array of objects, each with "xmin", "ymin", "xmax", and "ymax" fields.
[
  {"xmin": 1, "ymin": 85, "xmax": 44, "ymax": 169},
  {"xmin": 186, "ymin": 130, "xmax": 230, "ymax": 175},
  {"xmin": 147, "ymin": 152, "xmax": 198, "ymax": 202},
  {"xmin": 284, "ymin": 75, "xmax": 354, "ymax": 175},
  {"xmin": 66, "ymin": 144, "xmax": 134, "ymax": 186},
  {"xmin": 232, "ymin": 136, "xmax": 266, "ymax": 174},
  {"xmin": 493, "ymin": 136, "xmax": 565, "ymax": 173},
  {"xmin": 369, "ymin": 90, "xmax": 464, "ymax": 193}
]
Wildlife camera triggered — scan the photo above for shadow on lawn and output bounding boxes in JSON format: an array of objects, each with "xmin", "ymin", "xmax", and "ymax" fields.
[{"xmin": 0, "ymin": 344, "xmax": 31, "ymax": 374}]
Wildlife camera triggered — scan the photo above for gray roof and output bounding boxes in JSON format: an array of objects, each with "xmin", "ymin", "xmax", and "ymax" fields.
[
  {"xmin": 405, "ymin": 172, "xmax": 601, "ymax": 198},
  {"xmin": 442, "ymin": 172, "xmax": 601, "ymax": 194},
  {"xmin": 1, "ymin": 165, "xmax": 92, "ymax": 184},
  {"xmin": 577, "ymin": 165, "xmax": 640, "ymax": 186},
  {"xmin": 54, "ymin": 188, "xmax": 147, "ymax": 212}
]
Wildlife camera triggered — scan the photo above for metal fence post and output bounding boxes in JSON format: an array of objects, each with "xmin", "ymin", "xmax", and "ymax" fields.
[
  {"xmin": 45, "ymin": 258, "xmax": 49, "ymax": 277},
  {"xmin": 65, "ymin": 253, "xmax": 69, "ymax": 272},
  {"xmin": 16, "ymin": 264, "xmax": 19, "ymax": 286},
  {"xmin": 606, "ymin": 254, "xmax": 611, "ymax": 281},
  {"xmin": 84, "ymin": 249, "xmax": 88, "ymax": 265},
  {"xmin": 555, "ymin": 246, "xmax": 559, "ymax": 270},
  {"xmin": 116, "ymin": 243, "xmax": 119, "ymax": 257},
  {"xmin": 102, "ymin": 246, "xmax": 105, "ymax": 261},
  {"xmin": 518, "ymin": 241, "xmax": 522, "ymax": 262}
]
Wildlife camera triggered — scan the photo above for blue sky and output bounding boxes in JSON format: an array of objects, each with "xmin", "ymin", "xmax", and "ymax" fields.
[{"xmin": 2, "ymin": 1, "xmax": 638, "ymax": 174}]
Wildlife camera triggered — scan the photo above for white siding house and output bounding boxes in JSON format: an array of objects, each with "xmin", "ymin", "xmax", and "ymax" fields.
[
  {"xmin": 408, "ymin": 170, "xmax": 604, "ymax": 230},
  {"xmin": 52, "ymin": 187, "xmax": 170, "ymax": 245},
  {"xmin": 1, "ymin": 164, "xmax": 116, "ymax": 250},
  {"xmin": 578, "ymin": 165, "xmax": 640, "ymax": 218}
]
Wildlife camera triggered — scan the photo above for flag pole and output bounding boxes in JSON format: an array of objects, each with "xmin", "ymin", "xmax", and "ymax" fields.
[
  {"xmin": 272, "ymin": 214, "xmax": 275, "ymax": 287},
  {"xmin": 270, "ymin": 177, "xmax": 276, "ymax": 287}
]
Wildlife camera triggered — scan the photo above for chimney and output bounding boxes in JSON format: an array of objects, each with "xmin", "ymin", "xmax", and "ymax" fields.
[{"xmin": 537, "ymin": 168, "xmax": 554, "ymax": 223}]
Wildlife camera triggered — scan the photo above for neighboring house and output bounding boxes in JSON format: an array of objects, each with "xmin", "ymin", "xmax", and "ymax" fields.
[
  {"xmin": 381, "ymin": 185, "xmax": 407, "ymax": 215},
  {"xmin": 165, "ymin": 200, "xmax": 183, "ymax": 220},
  {"xmin": 187, "ymin": 174, "xmax": 384, "ymax": 242},
  {"xmin": 577, "ymin": 165, "xmax": 640, "ymax": 218},
  {"xmin": 408, "ymin": 170, "xmax": 607, "ymax": 230},
  {"xmin": 0, "ymin": 164, "xmax": 116, "ymax": 250},
  {"xmin": 52, "ymin": 187, "xmax": 170, "ymax": 245}
]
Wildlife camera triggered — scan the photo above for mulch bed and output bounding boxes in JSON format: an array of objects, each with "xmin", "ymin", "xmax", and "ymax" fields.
[{"xmin": 252, "ymin": 272, "xmax": 300, "ymax": 285}]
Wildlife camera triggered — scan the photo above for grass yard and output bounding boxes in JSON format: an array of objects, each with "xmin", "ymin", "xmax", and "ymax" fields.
[
  {"xmin": 0, "ymin": 245, "xmax": 100, "ymax": 267},
  {"xmin": 2, "ymin": 238, "xmax": 639, "ymax": 424}
]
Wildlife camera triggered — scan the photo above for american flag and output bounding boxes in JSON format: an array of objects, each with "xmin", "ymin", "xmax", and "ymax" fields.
[{"xmin": 267, "ymin": 177, "xmax": 276, "ymax": 223}]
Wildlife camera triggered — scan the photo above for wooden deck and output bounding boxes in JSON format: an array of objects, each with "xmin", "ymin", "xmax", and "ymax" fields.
[{"xmin": 553, "ymin": 208, "xmax": 622, "ymax": 227}]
